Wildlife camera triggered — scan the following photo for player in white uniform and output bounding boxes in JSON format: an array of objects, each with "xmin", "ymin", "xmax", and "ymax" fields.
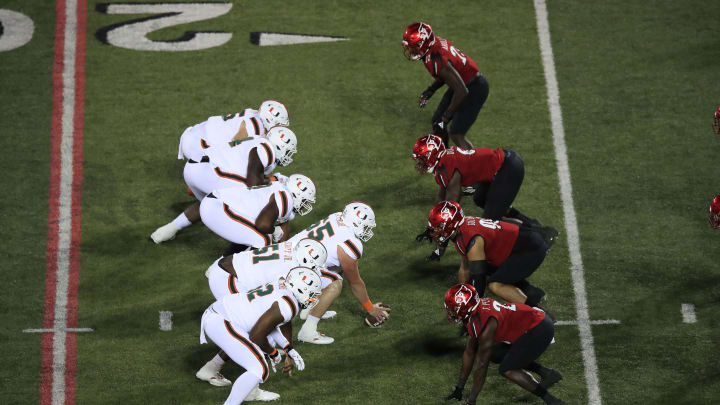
[
  {"xmin": 151, "ymin": 127, "xmax": 297, "ymax": 244},
  {"xmin": 287, "ymin": 201, "xmax": 390, "ymax": 344},
  {"xmin": 199, "ymin": 267, "xmax": 321, "ymax": 404},
  {"xmin": 150, "ymin": 174, "xmax": 315, "ymax": 248},
  {"xmin": 196, "ymin": 239, "xmax": 327, "ymax": 397},
  {"xmin": 178, "ymin": 100, "xmax": 289, "ymax": 162}
]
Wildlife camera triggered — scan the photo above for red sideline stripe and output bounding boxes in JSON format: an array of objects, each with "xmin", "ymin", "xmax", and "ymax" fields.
[{"xmin": 41, "ymin": 1, "xmax": 86, "ymax": 404}]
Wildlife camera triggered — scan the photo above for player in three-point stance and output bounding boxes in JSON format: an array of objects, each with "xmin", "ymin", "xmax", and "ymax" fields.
[
  {"xmin": 199, "ymin": 267, "xmax": 321, "ymax": 404},
  {"xmin": 428, "ymin": 201, "xmax": 555, "ymax": 309},
  {"xmin": 402, "ymin": 22, "xmax": 490, "ymax": 149},
  {"xmin": 287, "ymin": 201, "xmax": 390, "ymax": 344},
  {"xmin": 151, "ymin": 126, "xmax": 297, "ymax": 244},
  {"xmin": 196, "ymin": 238, "xmax": 327, "ymax": 400},
  {"xmin": 709, "ymin": 194, "xmax": 720, "ymax": 229},
  {"xmin": 178, "ymin": 100, "xmax": 289, "ymax": 162},
  {"xmin": 443, "ymin": 284, "xmax": 565, "ymax": 405},
  {"xmin": 412, "ymin": 134, "xmax": 555, "ymax": 259}
]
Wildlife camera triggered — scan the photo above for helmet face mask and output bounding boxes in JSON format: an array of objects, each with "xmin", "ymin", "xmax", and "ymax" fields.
[
  {"xmin": 412, "ymin": 134, "xmax": 445, "ymax": 174},
  {"xmin": 266, "ymin": 126, "xmax": 297, "ymax": 167},
  {"xmin": 294, "ymin": 238, "xmax": 327, "ymax": 271},
  {"xmin": 428, "ymin": 200, "xmax": 464, "ymax": 243},
  {"xmin": 710, "ymin": 194, "xmax": 720, "ymax": 229},
  {"xmin": 444, "ymin": 284, "xmax": 480, "ymax": 323},
  {"xmin": 286, "ymin": 174, "xmax": 316, "ymax": 216},
  {"xmin": 342, "ymin": 201, "xmax": 376, "ymax": 242},
  {"xmin": 285, "ymin": 266, "xmax": 322, "ymax": 310},
  {"xmin": 402, "ymin": 22, "xmax": 435, "ymax": 61},
  {"xmin": 259, "ymin": 100, "xmax": 289, "ymax": 128}
]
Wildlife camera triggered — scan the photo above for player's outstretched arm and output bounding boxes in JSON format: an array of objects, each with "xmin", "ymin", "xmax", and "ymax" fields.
[
  {"xmin": 338, "ymin": 248, "xmax": 389, "ymax": 322},
  {"xmin": 466, "ymin": 237, "xmax": 489, "ymax": 295},
  {"xmin": 249, "ymin": 302, "xmax": 285, "ymax": 354},
  {"xmin": 445, "ymin": 170, "xmax": 463, "ymax": 202},
  {"xmin": 256, "ymin": 195, "xmax": 280, "ymax": 234},
  {"xmin": 245, "ymin": 148, "xmax": 266, "ymax": 187},
  {"xmin": 466, "ymin": 318, "xmax": 497, "ymax": 404},
  {"xmin": 419, "ymin": 81, "xmax": 444, "ymax": 108}
]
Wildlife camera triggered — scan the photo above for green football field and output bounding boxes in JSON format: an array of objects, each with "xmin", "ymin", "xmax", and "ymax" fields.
[{"xmin": 2, "ymin": 0, "xmax": 719, "ymax": 404}]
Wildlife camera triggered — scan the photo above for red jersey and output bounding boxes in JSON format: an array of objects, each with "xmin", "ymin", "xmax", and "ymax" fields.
[
  {"xmin": 454, "ymin": 216, "xmax": 519, "ymax": 266},
  {"xmin": 466, "ymin": 298, "xmax": 545, "ymax": 343},
  {"xmin": 422, "ymin": 36, "xmax": 479, "ymax": 83},
  {"xmin": 433, "ymin": 147, "xmax": 505, "ymax": 188}
]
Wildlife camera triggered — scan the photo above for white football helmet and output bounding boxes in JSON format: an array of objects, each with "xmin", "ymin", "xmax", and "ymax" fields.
[
  {"xmin": 286, "ymin": 174, "xmax": 316, "ymax": 216},
  {"xmin": 294, "ymin": 238, "xmax": 327, "ymax": 271},
  {"xmin": 266, "ymin": 126, "xmax": 297, "ymax": 167},
  {"xmin": 342, "ymin": 201, "xmax": 376, "ymax": 242},
  {"xmin": 259, "ymin": 100, "xmax": 289, "ymax": 128},
  {"xmin": 285, "ymin": 266, "xmax": 322, "ymax": 310}
]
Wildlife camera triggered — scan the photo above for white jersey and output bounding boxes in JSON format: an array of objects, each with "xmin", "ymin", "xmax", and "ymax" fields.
[
  {"xmin": 213, "ymin": 182, "xmax": 296, "ymax": 224},
  {"xmin": 214, "ymin": 281, "xmax": 299, "ymax": 333},
  {"xmin": 205, "ymin": 135, "xmax": 277, "ymax": 178},
  {"xmin": 288, "ymin": 212, "xmax": 363, "ymax": 268},
  {"xmin": 231, "ymin": 242, "xmax": 299, "ymax": 291},
  {"xmin": 204, "ymin": 108, "xmax": 267, "ymax": 147}
]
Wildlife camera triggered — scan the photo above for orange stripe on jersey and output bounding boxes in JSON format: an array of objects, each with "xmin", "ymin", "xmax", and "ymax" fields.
[
  {"xmin": 260, "ymin": 142, "xmax": 274, "ymax": 166},
  {"xmin": 200, "ymin": 139, "xmax": 210, "ymax": 149},
  {"xmin": 280, "ymin": 295, "xmax": 297, "ymax": 318},
  {"xmin": 227, "ymin": 274, "xmax": 238, "ymax": 294},
  {"xmin": 250, "ymin": 117, "xmax": 260, "ymax": 135},
  {"xmin": 222, "ymin": 204, "xmax": 271, "ymax": 246},
  {"xmin": 223, "ymin": 320, "xmax": 269, "ymax": 381},
  {"xmin": 320, "ymin": 270, "xmax": 339, "ymax": 282},
  {"xmin": 214, "ymin": 167, "xmax": 247, "ymax": 184},
  {"xmin": 278, "ymin": 191, "xmax": 288, "ymax": 218},
  {"xmin": 344, "ymin": 240, "xmax": 361, "ymax": 258}
]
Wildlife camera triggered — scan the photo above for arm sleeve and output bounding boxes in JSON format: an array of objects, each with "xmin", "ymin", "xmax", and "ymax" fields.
[
  {"xmin": 256, "ymin": 139, "xmax": 274, "ymax": 168},
  {"xmin": 339, "ymin": 237, "xmax": 363, "ymax": 260},
  {"xmin": 277, "ymin": 294, "xmax": 298, "ymax": 322},
  {"xmin": 468, "ymin": 260, "xmax": 490, "ymax": 296},
  {"xmin": 273, "ymin": 189, "xmax": 291, "ymax": 222},
  {"xmin": 268, "ymin": 327, "xmax": 290, "ymax": 349}
]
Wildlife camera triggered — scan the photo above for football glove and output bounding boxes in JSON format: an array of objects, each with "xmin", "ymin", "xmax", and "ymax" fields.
[
  {"xmin": 271, "ymin": 225, "xmax": 284, "ymax": 243},
  {"xmin": 268, "ymin": 349, "xmax": 283, "ymax": 372},
  {"xmin": 415, "ymin": 226, "xmax": 434, "ymax": 243},
  {"xmin": 419, "ymin": 88, "xmax": 436, "ymax": 108},
  {"xmin": 445, "ymin": 385, "xmax": 463, "ymax": 401},
  {"xmin": 426, "ymin": 240, "xmax": 448, "ymax": 261},
  {"xmin": 432, "ymin": 114, "xmax": 452, "ymax": 135},
  {"xmin": 287, "ymin": 349, "xmax": 304, "ymax": 371}
]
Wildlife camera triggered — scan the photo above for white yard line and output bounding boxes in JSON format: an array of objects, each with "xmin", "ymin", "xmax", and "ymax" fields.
[
  {"xmin": 555, "ymin": 320, "xmax": 621, "ymax": 326},
  {"xmin": 533, "ymin": 1, "xmax": 603, "ymax": 403},
  {"xmin": 24, "ymin": 328, "xmax": 93, "ymax": 333},
  {"xmin": 681, "ymin": 303, "xmax": 697, "ymax": 323},
  {"xmin": 159, "ymin": 311, "xmax": 173, "ymax": 331}
]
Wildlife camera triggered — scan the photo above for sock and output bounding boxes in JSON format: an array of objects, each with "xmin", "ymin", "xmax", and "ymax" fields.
[
  {"xmin": 225, "ymin": 372, "xmax": 261, "ymax": 405},
  {"xmin": 301, "ymin": 315, "xmax": 320, "ymax": 335},
  {"xmin": 172, "ymin": 213, "xmax": 192, "ymax": 229},
  {"xmin": 210, "ymin": 354, "xmax": 225, "ymax": 368}
]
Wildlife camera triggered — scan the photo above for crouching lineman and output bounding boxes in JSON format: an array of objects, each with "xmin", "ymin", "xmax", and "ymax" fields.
[
  {"xmin": 443, "ymin": 284, "xmax": 565, "ymax": 405},
  {"xmin": 428, "ymin": 201, "xmax": 555, "ymax": 308},
  {"xmin": 152, "ymin": 174, "xmax": 316, "ymax": 249},
  {"xmin": 197, "ymin": 238, "xmax": 327, "ymax": 400},
  {"xmin": 199, "ymin": 267, "xmax": 321, "ymax": 404},
  {"xmin": 178, "ymin": 100, "xmax": 289, "ymax": 162},
  {"xmin": 287, "ymin": 201, "xmax": 390, "ymax": 344},
  {"xmin": 151, "ymin": 127, "xmax": 297, "ymax": 244}
]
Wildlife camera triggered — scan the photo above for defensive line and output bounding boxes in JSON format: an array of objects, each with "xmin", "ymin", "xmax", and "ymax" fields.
[{"xmin": 533, "ymin": 1, "xmax": 603, "ymax": 404}]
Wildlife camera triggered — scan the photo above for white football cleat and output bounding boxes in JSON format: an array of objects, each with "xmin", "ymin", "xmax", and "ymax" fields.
[
  {"xmin": 150, "ymin": 222, "xmax": 179, "ymax": 244},
  {"xmin": 195, "ymin": 366, "xmax": 231, "ymax": 387},
  {"xmin": 298, "ymin": 330, "xmax": 334, "ymax": 345},
  {"xmin": 245, "ymin": 386, "xmax": 280, "ymax": 401},
  {"xmin": 299, "ymin": 308, "xmax": 337, "ymax": 320}
]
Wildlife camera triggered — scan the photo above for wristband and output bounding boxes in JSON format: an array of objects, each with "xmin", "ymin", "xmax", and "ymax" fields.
[
  {"xmin": 362, "ymin": 300, "xmax": 373, "ymax": 312},
  {"xmin": 283, "ymin": 344, "xmax": 293, "ymax": 354},
  {"xmin": 269, "ymin": 348, "xmax": 278, "ymax": 357}
]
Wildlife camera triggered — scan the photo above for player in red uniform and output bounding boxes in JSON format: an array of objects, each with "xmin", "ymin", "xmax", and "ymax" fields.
[
  {"xmin": 709, "ymin": 194, "xmax": 720, "ymax": 229},
  {"xmin": 402, "ymin": 22, "xmax": 489, "ymax": 150},
  {"xmin": 427, "ymin": 201, "xmax": 555, "ymax": 307},
  {"xmin": 443, "ymin": 284, "xmax": 565, "ymax": 405},
  {"xmin": 412, "ymin": 134, "xmax": 544, "ymax": 225}
]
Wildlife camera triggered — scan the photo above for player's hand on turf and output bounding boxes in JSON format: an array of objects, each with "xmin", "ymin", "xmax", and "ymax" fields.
[
  {"xmin": 416, "ymin": 226, "xmax": 434, "ymax": 243},
  {"xmin": 445, "ymin": 385, "xmax": 463, "ymax": 401},
  {"xmin": 282, "ymin": 349, "xmax": 304, "ymax": 375},
  {"xmin": 369, "ymin": 303, "xmax": 390, "ymax": 322},
  {"xmin": 426, "ymin": 242, "xmax": 447, "ymax": 261},
  {"xmin": 419, "ymin": 88, "xmax": 435, "ymax": 108}
]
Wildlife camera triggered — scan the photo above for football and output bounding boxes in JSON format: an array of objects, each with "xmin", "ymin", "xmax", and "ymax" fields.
[{"xmin": 363, "ymin": 303, "xmax": 391, "ymax": 328}]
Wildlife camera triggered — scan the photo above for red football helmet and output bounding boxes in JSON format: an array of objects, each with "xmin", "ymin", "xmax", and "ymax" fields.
[
  {"xmin": 709, "ymin": 194, "xmax": 720, "ymax": 229},
  {"xmin": 428, "ymin": 200, "xmax": 464, "ymax": 242},
  {"xmin": 402, "ymin": 22, "xmax": 435, "ymax": 61},
  {"xmin": 412, "ymin": 134, "xmax": 445, "ymax": 174},
  {"xmin": 713, "ymin": 106, "xmax": 720, "ymax": 135},
  {"xmin": 444, "ymin": 284, "xmax": 480, "ymax": 323}
]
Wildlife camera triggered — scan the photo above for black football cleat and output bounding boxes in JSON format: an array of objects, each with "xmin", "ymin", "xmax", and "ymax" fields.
[{"xmin": 540, "ymin": 368, "xmax": 563, "ymax": 389}]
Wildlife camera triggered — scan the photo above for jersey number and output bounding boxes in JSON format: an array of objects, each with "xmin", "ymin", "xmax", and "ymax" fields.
[
  {"xmin": 246, "ymin": 283, "xmax": 274, "ymax": 301},
  {"xmin": 449, "ymin": 46, "xmax": 467, "ymax": 66},
  {"xmin": 251, "ymin": 244, "xmax": 279, "ymax": 264},
  {"xmin": 306, "ymin": 219, "xmax": 335, "ymax": 241},
  {"xmin": 478, "ymin": 219, "xmax": 501, "ymax": 230},
  {"xmin": 492, "ymin": 301, "xmax": 516, "ymax": 312}
]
